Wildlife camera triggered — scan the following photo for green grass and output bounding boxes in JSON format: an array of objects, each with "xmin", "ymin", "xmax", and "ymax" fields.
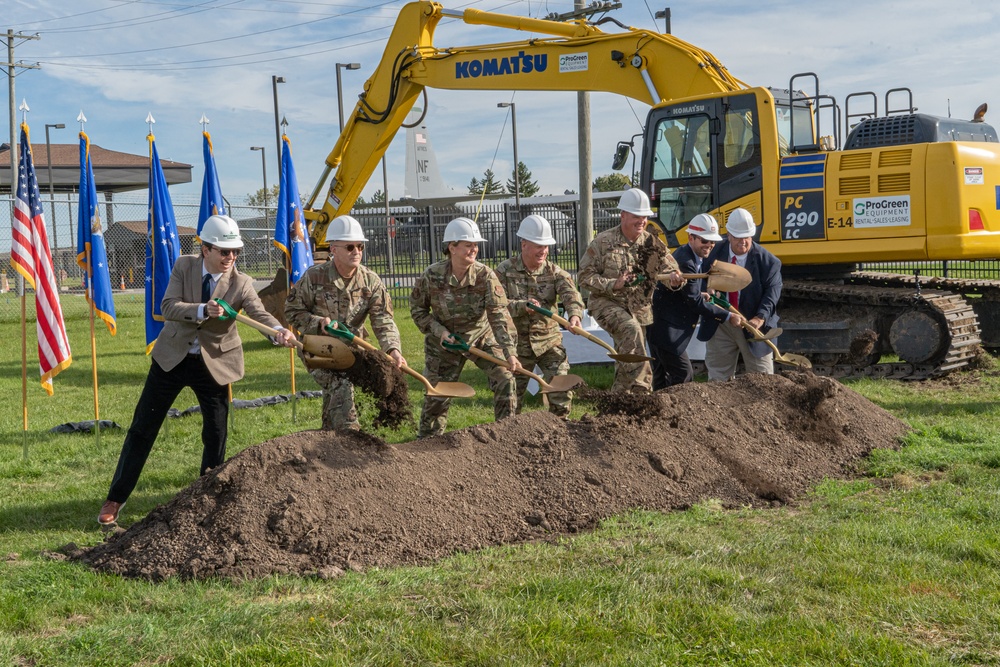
[{"xmin": 2, "ymin": 298, "xmax": 1000, "ymax": 665}]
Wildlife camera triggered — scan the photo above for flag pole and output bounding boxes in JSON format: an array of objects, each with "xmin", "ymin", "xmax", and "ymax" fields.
[
  {"xmin": 21, "ymin": 276, "xmax": 28, "ymax": 458},
  {"xmin": 85, "ymin": 242, "xmax": 101, "ymax": 447},
  {"xmin": 289, "ymin": 268, "xmax": 297, "ymax": 423}
]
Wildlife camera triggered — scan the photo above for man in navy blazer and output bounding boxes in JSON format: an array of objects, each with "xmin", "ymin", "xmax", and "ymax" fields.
[
  {"xmin": 697, "ymin": 208, "xmax": 782, "ymax": 381},
  {"xmin": 647, "ymin": 214, "xmax": 743, "ymax": 389}
]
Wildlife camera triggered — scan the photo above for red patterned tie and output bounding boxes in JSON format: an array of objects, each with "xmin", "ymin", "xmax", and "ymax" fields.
[{"xmin": 728, "ymin": 256, "xmax": 739, "ymax": 312}]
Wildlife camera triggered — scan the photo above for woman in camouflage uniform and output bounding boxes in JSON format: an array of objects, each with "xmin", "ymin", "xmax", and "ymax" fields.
[{"xmin": 410, "ymin": 217, "xmax": 522, "ymax": 437}]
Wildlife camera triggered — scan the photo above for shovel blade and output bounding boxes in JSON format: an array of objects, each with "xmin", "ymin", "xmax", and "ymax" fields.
[
  {"xmin": 706, "ymin": 262, "xmax": 752, "ymax": 292},
  {"xmin": 539, "ymin": 374, "xmax": 586, "ymax": 393},
  {"xmin": 749, "ymin": 326, "xmax": 783, "ymax": 342},
  {"xmin": 775, "ymin": 352, "xmax": 812, "ymax": 369},
  {"xmin": 608, "ymin": 352, "xmax": 653, "ymax": 363},
  {"xmin": 427, "ymin": 381, "xmax": 477, "ymax": 398},
  {"xmin": 300, "ymin": 334, "xmax": 356, "ymax": 369}
]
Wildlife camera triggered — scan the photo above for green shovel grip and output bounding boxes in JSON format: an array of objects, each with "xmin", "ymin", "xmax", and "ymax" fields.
[
  {"xmin": 323, "ymin": 321, "xmax": 353, "ymax": 341},
  {"xmin": 525, "ymin": 302, "xmax": 554, "ymax": 317},
  {"xmin": 440, "ymin": 332, "xmax": 470, "ymax": 353},
  {"xmin": 214, "ymin": 297, "xmax": 238, "ymax": 321},
  {"xmin": 626, "ymin": 273, "xmax": 647, "ymax": 287},
  {"xmin": 708, "ymin": 293, "xmax": 732, "ymax": 310}
]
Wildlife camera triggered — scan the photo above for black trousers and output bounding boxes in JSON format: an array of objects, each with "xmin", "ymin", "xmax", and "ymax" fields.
[
  {"xmin": 107, "ymin": 355, "xmax": 229, "ymax": 503},
  {"xmin": 648, "ymin": 341, "xmax": 694, "ymax": 391}
]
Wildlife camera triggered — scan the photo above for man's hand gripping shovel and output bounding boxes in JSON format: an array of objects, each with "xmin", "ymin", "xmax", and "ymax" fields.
[
  {"xmin": 214, "ymin": 298, "xmax": 355, "ymax": 370},
  {"xmin": 707, "ymin": 294, "xmax": 811, "ymax": 369},
  {"xmin": 525, "ymin": 302, "xmax": 651, "ymax": 363},
  {"xmin": 441, "ymin": 333, "xmax": 585, "ymax": 393},
  {"xmin": 324, "ymin": 322, "xmax": 475, "ymax": 398}
]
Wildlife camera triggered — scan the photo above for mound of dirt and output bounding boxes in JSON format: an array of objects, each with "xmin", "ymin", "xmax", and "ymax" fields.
[{"xmin": 73, "ymin": 373, "xmax": 907, "ymax": 581}]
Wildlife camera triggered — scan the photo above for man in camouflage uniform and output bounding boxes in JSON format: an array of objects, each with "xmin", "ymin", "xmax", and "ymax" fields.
[
  {"xmin": 496, "ymin": 214, "xmax": 584, "ymax": 417},
  {"xmin": 578, "ymin": 188, "xmax": 680, "ymax": 393},
  {"xmin": 410, "ymin": 217, "xmax": 522, "ymax": 438},
  {"xmin": 285, "ymin": 215, "xmax": 404, "ymax": 430}
]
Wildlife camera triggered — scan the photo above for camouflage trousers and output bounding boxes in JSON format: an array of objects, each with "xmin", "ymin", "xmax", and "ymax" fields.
[
  {"xmin": 418, "ymin": 334, "xmax": 517, "ymax": 438},
  {"xmin": 516, "ymin": 344, "xmax": 572, "ymax": 417},
  {"xmin": 588, "ymin": 302, "xmax": 652, "ymax": 393},
  {"xmin": 309, "ymin": 369, "xmax": 358, "ymax": 430}
]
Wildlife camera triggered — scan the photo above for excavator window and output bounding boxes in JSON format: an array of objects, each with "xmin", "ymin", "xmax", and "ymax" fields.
[
  {"xmin": 649, "ymin": 114, "xmax": 714, "ymax": 234},
  {"xmin": 724, "ymin": 109, "xmax": 756, "ymax": 167}
]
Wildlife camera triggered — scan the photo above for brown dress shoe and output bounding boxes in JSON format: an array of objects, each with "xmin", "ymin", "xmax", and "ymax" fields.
[{"xmin": 97, "ymin": 500, "xmax": 124, "ymax": 525}]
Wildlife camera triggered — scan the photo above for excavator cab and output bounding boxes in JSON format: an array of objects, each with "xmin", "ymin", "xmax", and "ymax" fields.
[{"xmin": 642, "ymin": 89, "xmax": 772, "ymax": 246}]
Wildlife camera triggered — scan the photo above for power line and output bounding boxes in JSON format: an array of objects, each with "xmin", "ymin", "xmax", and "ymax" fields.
[{"xmin": 40, "ymin": 34, "xmax": 390, "ymax": 72}]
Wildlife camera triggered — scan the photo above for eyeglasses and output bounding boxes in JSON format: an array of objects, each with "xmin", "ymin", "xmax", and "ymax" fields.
[
  {"xmin": 335, "ymin": 243, "xmax": 365, "ymax": 252},
  {"xmin": 214, "ymin": 247, "xmax": 240, "ymax": 257}
]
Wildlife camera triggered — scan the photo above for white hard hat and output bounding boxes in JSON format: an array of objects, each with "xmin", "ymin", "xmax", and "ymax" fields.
[
  {"xmin": 201, "ymin": 214, "xmax": 244, "ymax": 249},
  {"xmin": 687, "ymin": 213, "xmax": 723, "ymax": 242},
  {"xmin": 617, "ymin": 188, "xmax": 654, "ymax": 217},
  {"xmin": 516, "ymin": 214, "xmax": 556, "ymax": 246},
  {"xmin": 443, "ymin": 217, "xmax": 486, "ymax": 243},
  {"xmin": 325, "ymin": 214, "xmax": 368, "ymax": 243},
  {"xmin": 726, "ymin": 208, "xmax": 757, "ymax": 238}
]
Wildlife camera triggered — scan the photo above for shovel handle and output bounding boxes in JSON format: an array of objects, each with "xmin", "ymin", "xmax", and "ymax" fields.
[
  {"xmin": 463, "ymin": 345, "xmax": 549, "ymax": 387},
  {"xmin": 526, "ymin": 303, "xmax": 617, "ymax": 356},
  {"xmin": 326, "ymin": 321, "xmax": 437, "ymax": 387},
  {"xmin": 216, "ymin": 298, "xmax": 303, "ymax": 350},
  {"xmin": 708, "ymin": 295, "xmax": 809, "ymax": 367}
]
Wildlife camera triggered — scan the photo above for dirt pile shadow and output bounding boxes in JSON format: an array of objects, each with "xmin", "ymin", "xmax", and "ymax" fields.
[{"xmin": 73, "ymin": 373, "xmax": 907, "ymax": 581}]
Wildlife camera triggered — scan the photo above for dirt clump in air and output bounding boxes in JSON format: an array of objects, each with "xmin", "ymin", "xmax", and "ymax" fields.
[
  {"xmin": 72, "ymin": 372, "xmax": 907, "ymax": 581},
  {"xmin": 339, "ymin": 347, "xmax": 412, "ymax": 429}
]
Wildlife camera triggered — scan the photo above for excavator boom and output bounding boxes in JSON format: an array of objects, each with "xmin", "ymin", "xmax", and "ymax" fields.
[{"xmin": 304, "ymin": 0, "xmax": 747, "ymax": 244}]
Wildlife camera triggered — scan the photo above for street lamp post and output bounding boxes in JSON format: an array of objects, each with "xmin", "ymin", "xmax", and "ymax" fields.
[
  {"xmin": 497, "ymin": 102, "xmax": 520, "ymax": 215},
  {"xmin": 250, "ymin": 146, "xmax": 271, "ymax": 274},
  {"xmin": 335, "ymin": 62, "xmax": 361, "ymax": 133},
  {"xmin": 44, "ymin": 122, "xmax": 65, "ymax": 287},
  {"xmin": 271, "ymin": 75, "xmax": 285, "ymax": 179}
]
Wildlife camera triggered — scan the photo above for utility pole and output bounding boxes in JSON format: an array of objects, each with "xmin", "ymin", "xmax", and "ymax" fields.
[
  {"xmin": 574, "ymin": 1, "xmax": 593, "ymax": 261},
  {"xmin": 655, "ymin": 8, "xmax": 672, "ymax": 34},
  {"xmin": 3, "ymin": 30, "xmax": 40, "ymax": 196},
  {"xmin": 543, "ymin": 3, "xmax": 620, "ymax": 258}
]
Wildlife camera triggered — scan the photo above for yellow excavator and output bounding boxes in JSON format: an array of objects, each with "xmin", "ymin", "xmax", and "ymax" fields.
[{"xmin": 289, "ymin": 0, "xmax": 1000, "ymax": 378}]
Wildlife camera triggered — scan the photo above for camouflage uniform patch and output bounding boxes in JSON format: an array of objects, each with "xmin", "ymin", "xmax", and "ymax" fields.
[{"xmin": 285, "ymin": 262, "xmax": 401, "ymax": 429}]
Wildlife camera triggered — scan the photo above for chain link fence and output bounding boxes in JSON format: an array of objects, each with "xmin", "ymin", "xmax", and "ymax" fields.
[{"xmin": 3, "ymin": 191, "xmax": 1000, "ymax": 323}]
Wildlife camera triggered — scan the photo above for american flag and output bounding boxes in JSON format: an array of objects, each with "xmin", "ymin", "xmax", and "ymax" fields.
[{"xmin": 10, "ymin": 123, "xmax": 72, "ymax": 395}]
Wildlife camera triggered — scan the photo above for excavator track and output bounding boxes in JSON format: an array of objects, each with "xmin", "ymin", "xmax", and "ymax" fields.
[
  {"xmin": 853, "ymin": 271, "xmax": 1000, "ymax": 349},
  {"xmin": 780, "ymin": 276, "xmax": 981, "ymax": 380}
]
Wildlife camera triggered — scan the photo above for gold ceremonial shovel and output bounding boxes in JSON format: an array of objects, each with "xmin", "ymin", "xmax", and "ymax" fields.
[{"xmin": 525, "ymin": 303, "xmax": 652, "ymax": 363}]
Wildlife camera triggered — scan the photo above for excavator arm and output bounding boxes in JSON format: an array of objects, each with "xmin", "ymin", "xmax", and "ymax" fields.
[{"xmin": 304, "ymin": 0, "xmax": 748, "ymax": 246}]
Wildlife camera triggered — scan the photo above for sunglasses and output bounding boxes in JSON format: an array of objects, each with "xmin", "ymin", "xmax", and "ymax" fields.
[
  {"xmin": 335, "ymin": 243, "xmax": 365, "ymax": 252},
  {"xmin": 214, "ymin": 247, "xmax": 240, "ymax": 257},
  {"xmin": 694, "ymin": 237, "xmax": 716, "ymax": 245}
]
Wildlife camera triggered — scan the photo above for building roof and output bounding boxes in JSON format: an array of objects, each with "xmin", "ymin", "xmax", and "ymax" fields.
[{"xmin": 0, "ymin": 142, "xmax": 192, "ymax": 194}]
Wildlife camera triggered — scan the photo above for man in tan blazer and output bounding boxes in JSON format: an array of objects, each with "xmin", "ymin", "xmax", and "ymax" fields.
[{"xmin": 98, "ymin": 215, "xmax": 296, "ymax": 526}]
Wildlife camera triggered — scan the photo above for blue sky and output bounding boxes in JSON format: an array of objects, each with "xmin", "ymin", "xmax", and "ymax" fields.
[{"xmin": 7, "ymin": 0, "xmax": 999, "ymax": 206}]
